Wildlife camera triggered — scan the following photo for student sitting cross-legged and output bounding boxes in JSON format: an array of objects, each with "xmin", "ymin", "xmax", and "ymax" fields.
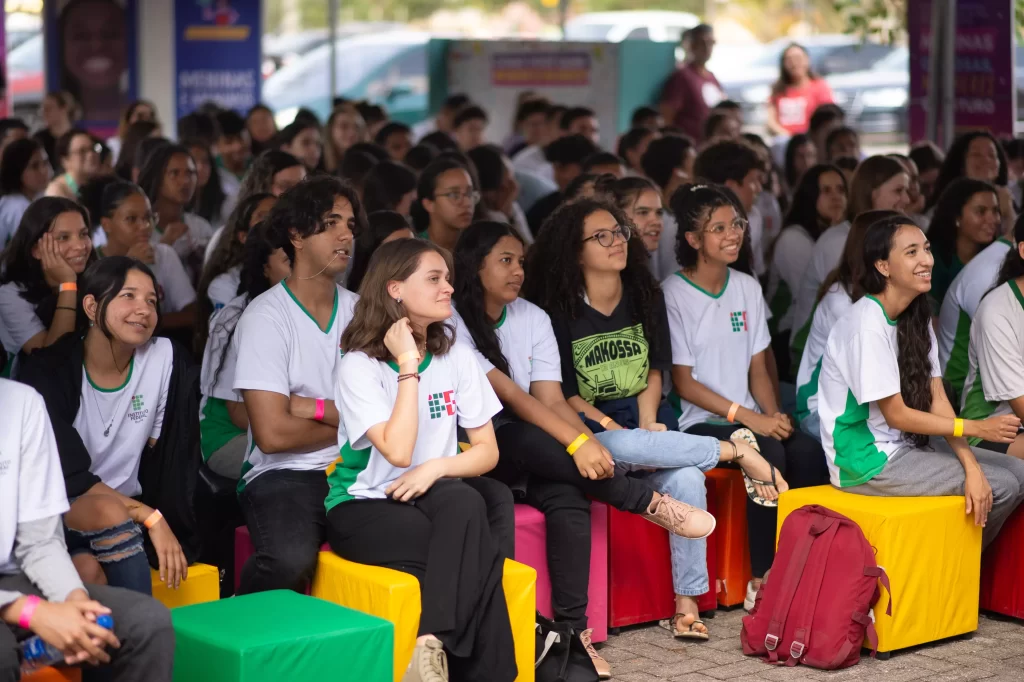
[
  {"xmin": 0, "ymin": 378, "xmax": 175, "ymax": 682},
  {"xmin": 327, "ymin": 238, "xmax": 516, "ymax": 682},
  {"xmin": 818, "ymin": 214, "xmax": 1024, "ymax": 549}
]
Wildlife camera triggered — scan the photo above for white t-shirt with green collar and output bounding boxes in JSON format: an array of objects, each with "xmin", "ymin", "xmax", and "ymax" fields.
[
  {"xmin": 325, "ymin": 341, "xmax": 502, "ymax": 510},
  {"xmin": 72, "ymin": 337, "xmax": 173, "ymax": 497},
  {"xmin": 818, "ymin": 295, "xmax": 941, "ymax": 488},
  {"xmin": 794, "ymin": 283, "xmax": 855, "ymax": 424},
  {"xmin": 662, "ymin": 268, "xmax": 772, "ymax": 432},
  {"xmin": 232, "ymin": 281, "xmax": 358, "ymax": 490},
  {"xmin": 960, "ymin": 280, "xmax": 1024, "ymax": 437}
]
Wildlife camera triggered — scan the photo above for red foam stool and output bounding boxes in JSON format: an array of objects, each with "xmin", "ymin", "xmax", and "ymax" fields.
[
  {"xmin": 981, "ymin": 503, "xmax": 1024, "ymax": 618},
  {"xmin": 608, "ymin": 477, "xmax": 718, "ymax": 628},
  {"xmin": 705, "ymin": 467, "xmax": 751, "ymax": 607},
  {"xmin": 514, "ymin": 502, "xmax": 608, "ymax": 642},
  {"xmin": 234, "ymin": 526, "xmax": 329, "ymax": 593}
]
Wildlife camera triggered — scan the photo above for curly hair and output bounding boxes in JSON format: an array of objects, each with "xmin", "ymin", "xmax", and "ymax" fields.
[
  {"xmin": 859, "ymin": 215, "xmax": 932, "ymax": 446},
  {"xmin": 263, "ymin": 175, "xmax": 366, "ymax": 263},
  {"xmin": 817, "ymin": 209, "xmax": 901, "ymax": 303},
  {"xmin": 341, "ymin": 238, "xmax": 455, "ymax": 360},
  {"xmin": 669, "ymin": 182, "xmax": 754, "ymax": 272},
  {"xmin": 453, "ymin": 221, "xmax": 525, "ymax": 378},
  {"xmin": 522, "ymin": 198, "xmax": 662, "ymax": 345},
  {"xmin": 194, "ymin": 192, "xmax": 276, "ymax": 354},
  {"xmin": 927, "ymin": 177, "xmax": 998, "ymax": 271},
  {"xmin": 926, "ymin": 131, "xmax": 1008, "ymax": 211}
]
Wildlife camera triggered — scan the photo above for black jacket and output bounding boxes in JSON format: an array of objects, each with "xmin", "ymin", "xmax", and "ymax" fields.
[{"xmin": 17, "ymin": 333, "xmax": 201, "ymax": 563}]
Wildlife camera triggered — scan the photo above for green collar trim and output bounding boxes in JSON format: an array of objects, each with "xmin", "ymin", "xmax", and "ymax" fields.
[
  {"xmin": 281, "ymin": 280, "xmax": 338, "ymax": 334},
  {"xmin": 676, "ymin": 269, "xmax": 730, "ymax": 299},
  {"xmin": 494, "ymin": 306, "xmax": 507, "ymax": 329},
  {"xmin": 866, "ymin": 295, "xmax": 897, "ymax": 326},
  {"xmin": 85, "ymin": 355, "xmax": 134, "ymax": 393},
  {"xmin": 1009, "ymin": 280, "xmax": 1024, "ymax": 312},
  {"xmin": 387, "ymin": 353, "xmax": 433, "ymax": 373}
]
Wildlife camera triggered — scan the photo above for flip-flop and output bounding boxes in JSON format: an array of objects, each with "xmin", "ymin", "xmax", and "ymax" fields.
[
  {"xmin": 730, "ymin": 428, "xmax": 782, "ymax": 508},
  {"xmin": 671, "ymin": 613, "xmax": 709, "ymax": 641}
]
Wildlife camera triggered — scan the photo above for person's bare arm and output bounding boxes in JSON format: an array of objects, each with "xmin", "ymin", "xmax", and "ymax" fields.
[
  {"xmin": 637, "ymin": 370, "xmax": 664, "ymax": 428},
  {"xmin": 289, "ymin": 394, "xmax": 339, "ymax": 428},
  {"xmin": 225, "ymin": 400, "xmax": 249, "ymax": 430},
  {"xmin": 765, "ymin": 101, "xmax": 787, "ymax": 137},
  {"xmin": 489, "ymin": 370, "xmax": 580, "ymax": 446},
  {"xmin": 567, "ymin": 395, "xmax": 624, "ymax": 430},
  {"xmin": 876, "ymin": 380, "xmax": 1018, "ymax": 444},
  {"xmin": 241, "ymin": 389, "xmax": 338, "ymax": 454}
]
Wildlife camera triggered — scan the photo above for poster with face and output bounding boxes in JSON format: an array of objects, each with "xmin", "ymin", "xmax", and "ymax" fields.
[{"xmin": 45, "ymin": 0, "xmax": 137, "ymax": 133}]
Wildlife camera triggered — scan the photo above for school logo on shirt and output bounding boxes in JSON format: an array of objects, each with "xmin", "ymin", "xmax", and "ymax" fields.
[
  {"xmin": 129, "ymin": 394, "xmax": 149, "ymax": 423},
  {"xmin": 428, "ymin": 391, "xmax": 456, "ymax": 419},
  {"xmin": 730, "ymin": 311, "xmax": 748, "ymax": 333}
]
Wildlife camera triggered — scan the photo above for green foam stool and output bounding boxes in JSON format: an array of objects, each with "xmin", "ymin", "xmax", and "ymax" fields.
[{"xmin": 171, "ymin": 590, "xmax": 392, "ymax": 681}]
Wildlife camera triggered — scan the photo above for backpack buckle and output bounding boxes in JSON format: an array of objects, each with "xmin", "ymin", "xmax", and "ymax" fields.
[
  {"xmin": 790, "ymin": 641, "xmax": 805, "ymax": 659},
  {"xmin": 764, "ymin": 634, "xmax": 779, "ymax": 651}
]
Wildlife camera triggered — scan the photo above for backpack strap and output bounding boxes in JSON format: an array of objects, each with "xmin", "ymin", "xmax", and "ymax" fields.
[
  {"xmin": 863, "ymin": 566, "xmax": 894, "ymax": 616},
  {"xmin": 852, "ymin": 611, "xmax": 880, "ymax": 658},
  {"xmin": 763, "ymin": 512, "xmax": 835, "ymax": 662},
  {"xmin": 783, "ymin": 519, "xmax": 841, "ymax": 665}
]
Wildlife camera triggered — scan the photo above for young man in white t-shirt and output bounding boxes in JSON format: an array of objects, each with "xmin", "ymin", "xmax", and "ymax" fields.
[
  {"xmin": 0, "ymin": 379, "xmax": 175, "ymax": 681},
  {"xmin": 232, "ymin": 177, "xmax": 360, "ymax": 595}
]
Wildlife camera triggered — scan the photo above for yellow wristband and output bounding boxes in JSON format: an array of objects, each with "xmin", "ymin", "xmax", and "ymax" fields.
[
  {"xmin": 599, "ymin": 416, "xmax": 614, "ymax": 428},
  {"xmin": 566, "ymin": 433, "xmax": 590, "ymax": 456},
  {"xmin": 953, "ymin": 418, "xmax": 964, "ymax": 439},
  {"xmin": 396, "ymin": 351, "xmax": 420, "ymax": 366}
]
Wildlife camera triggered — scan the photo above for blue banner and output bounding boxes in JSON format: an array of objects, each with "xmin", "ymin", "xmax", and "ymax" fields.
[
  {"xmin": 44, "ymin": 0, "xmax": 139, "ymax": 135},
  {"xmin": 174, "ymin": 0, "xmax": 261, "ymax": 119}
]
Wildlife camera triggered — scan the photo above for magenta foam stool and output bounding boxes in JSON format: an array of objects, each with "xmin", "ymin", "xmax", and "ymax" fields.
[
  {"xmin": 234, "ymin": 526, "xmax": 329, "ymax": 594},
  {"xmin": 514, "ymin": 502, "xmax": 609, "ymax": 643}
]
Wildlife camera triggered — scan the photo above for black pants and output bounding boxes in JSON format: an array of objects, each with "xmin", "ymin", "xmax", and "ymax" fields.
[
  {"xmin": 686, "ymin": 422, "xmax": 828, "ymax": 577},
  {"xmin": 327, "ymin": 479, "xmax": 517, "ymax": 682},
  {"xmin": 0, "ymin": 574, "xmax": 174, "ymax": 682},
  {"xmin": 237, "ymin": 468, "xmax": 328, "ymax": 595}
]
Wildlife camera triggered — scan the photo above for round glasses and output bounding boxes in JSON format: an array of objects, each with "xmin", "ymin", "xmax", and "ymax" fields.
[
  {"xmin": 703, "ymin": 218, "xmax": 748, "ymax": 237},
  {"xmin": 583, "ymin": 225, "xmax": 632, "ymax": 247}
]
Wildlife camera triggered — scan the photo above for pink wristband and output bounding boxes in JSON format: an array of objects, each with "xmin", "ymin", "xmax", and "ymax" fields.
[
  {"xmin": 314, "ymin": 398, "xmax": 326, "ymax": 422},
  {"xmin": 18, "ymin": 595, "xmax": 40, "ymax": 629}
]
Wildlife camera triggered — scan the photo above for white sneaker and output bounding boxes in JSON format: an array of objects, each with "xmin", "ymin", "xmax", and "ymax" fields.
[{"xmin": 743, "ymin": 580, "xmax": 757, "ymax": 611}]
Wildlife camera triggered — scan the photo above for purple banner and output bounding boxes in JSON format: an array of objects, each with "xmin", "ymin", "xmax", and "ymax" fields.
[{"xmin": 909, "ymin": 0, "xmax": 1016, "ymax": 141}]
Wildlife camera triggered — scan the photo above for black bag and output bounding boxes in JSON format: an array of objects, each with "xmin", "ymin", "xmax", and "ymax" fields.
[{"xmin": 534, "ymin": 614, "xmax": 600, "ymax": 682}]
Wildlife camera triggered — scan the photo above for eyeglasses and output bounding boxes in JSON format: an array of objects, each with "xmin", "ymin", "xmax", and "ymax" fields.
[
  {"xmin": 70, "ymin": 143, "xmax": 102, "ymax": 158},
  {"xmin": 436, "ymin": 189, "xmax": 480, "ymax": 205},
  {"xmin": 703, "ymin": 218, "xmax": 748, "ymax": 236},
  {"xmin": 583, "ymin": 225, "xmax": 632, "ymax": 247}
]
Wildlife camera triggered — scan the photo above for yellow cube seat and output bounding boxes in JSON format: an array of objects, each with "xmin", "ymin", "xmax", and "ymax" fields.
[
  {"xmin": 778, "ymin": 486, "xmax": 982, "ymax": 653},
  {"xmin": 312, "ymin": 551, "xmax": 536, "ymax": 682},
  {"xmin": 150, "ymin": 562, "xmax": 220, "ymax": 609}
]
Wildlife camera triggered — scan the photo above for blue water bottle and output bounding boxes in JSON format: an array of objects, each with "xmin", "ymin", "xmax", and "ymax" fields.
[{"xmin": 20, "ymin": 614, "xmax": 114, "ymax": 673}]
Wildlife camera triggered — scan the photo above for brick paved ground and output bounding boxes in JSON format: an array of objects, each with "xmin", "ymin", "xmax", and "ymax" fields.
[{"xmin": 596, "ymin": 610, "xmax": 1024, "ymax": 681}]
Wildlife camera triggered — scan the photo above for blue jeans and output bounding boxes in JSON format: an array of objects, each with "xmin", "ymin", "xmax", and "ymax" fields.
[
  {"xmin": 800, "ymin": 411, "xmax": 822, "ymax": 443},
  {"xmin": 594, "ymin": 428, "xmax": 720, "ymax": 597}
]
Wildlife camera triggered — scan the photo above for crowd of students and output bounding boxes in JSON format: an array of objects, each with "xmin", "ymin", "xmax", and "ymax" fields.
[{"xmin": 3, "ymin": 65, "xmax": 1024, "ymax": 681}]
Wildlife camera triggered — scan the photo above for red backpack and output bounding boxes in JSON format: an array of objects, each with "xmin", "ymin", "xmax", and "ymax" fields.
[{"xmin": 741, "ymin": 505, "xmax": 892, "ymax": 669}]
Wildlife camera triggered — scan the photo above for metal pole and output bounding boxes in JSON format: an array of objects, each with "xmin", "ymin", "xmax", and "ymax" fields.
[
  {"xmin": 941, "ymin": 0, "xmax": 957, "ymax": 148},
  {"xmin": 925, "ymin": 0, "xmax": 944, "ymax": 144},
  {"xmin": 328, "ymin": 0, "xmax": 339, "ymax": 104}
]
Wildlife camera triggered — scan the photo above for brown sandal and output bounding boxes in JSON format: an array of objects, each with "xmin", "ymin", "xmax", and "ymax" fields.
[{"xmin": 671, "ymin": 612, "xmax": 709, "ymax": 641}]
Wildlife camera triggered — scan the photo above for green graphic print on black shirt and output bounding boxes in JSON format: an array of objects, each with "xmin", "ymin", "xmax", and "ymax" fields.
[{"xmin": 550, "ymin": 288, "xmax": 672, "ymax": 404}]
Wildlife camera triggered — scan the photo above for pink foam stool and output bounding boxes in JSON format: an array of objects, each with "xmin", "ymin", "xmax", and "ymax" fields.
[
  {"xmin": 234, "ymin": 526, "xmax": 329, "ymax": 593},
  {"xmin": 514, "ymin": 502, "xmax": 609, "ymax": 643}
]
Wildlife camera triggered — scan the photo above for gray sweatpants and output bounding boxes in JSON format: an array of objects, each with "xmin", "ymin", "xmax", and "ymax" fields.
[
  {"xmin": 845, "ymin": 438, "xmax": 1024, "ymax": 549},
  {"xmin": 0, "ymin": 572, "xmax": 174, "ymax": 682}
]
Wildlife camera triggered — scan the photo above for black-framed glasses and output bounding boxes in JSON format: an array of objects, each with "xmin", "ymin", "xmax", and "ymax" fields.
[
  {"xmin": 436, "ymin": 189, "xmax": 481, "ymax": 205},
  {"xmin": 703, "ymin": 218, "xmax": 748, "ymax": 236},
  {"xmin": 583, "ymin": 225, "xmax": 632, "ymax": 247},
  {"xmin": 70, "ymin": 143, "xmax": 102, "ymax": 158}
]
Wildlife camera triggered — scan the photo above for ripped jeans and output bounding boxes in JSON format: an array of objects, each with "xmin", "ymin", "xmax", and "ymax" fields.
[{"xmin": 65, "ymin": 519, "xmax": 153, "ymax": 596}]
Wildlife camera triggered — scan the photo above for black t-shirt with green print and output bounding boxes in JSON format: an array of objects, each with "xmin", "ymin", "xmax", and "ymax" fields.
[{"xmin": 550, "ymin": 288, "xmax": 672, "ymax": 403}]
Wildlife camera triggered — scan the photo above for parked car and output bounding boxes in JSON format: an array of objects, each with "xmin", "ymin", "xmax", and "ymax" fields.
[
  {"xmin": 827, "ymin": 47, "xmax": 908, "ymax": 135},
  {"xmin": 563, "ymin": 11, "xmax": 700, "ymax": 43},
  {"xmin": 7, "ymin": 33, "xmax": 43, "ymax": 123},
  {"xmin": 261, "ymin": 23, "xmax": 407, "ymax": 79},
  {"xmin": 262, "ymin": 31, "xmax": 430, "ymax": 126},
  {"xmin": 717, "ymin": 35, "xmax": 896, "ymax": 127}
]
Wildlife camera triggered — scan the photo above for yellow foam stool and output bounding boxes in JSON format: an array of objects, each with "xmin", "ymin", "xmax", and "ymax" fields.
[
  {"xmin": 312, "ymin": 551, "xmax": 536, "ymax": 682},
  {"xmin": 150, "ymin": 562, "xmax": 220, "ymax": 609},
  {"xmin": 778, "ymin": 486, "xmax": 982, "ymax": 653}
]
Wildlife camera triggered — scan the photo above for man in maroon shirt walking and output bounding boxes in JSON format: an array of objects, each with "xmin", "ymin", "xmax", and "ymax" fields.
[{"xmin": 659, "ymin": 24, "xmax": 725, "ymax": 143}]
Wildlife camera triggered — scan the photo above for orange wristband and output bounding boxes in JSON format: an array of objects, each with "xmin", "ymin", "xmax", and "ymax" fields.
[
  {"xmin": 727, "ymin": 402, "xmax": 740, "ymax": 423},
  {"xmin": 59, "ymin": 282, "xmax": 77, "ymax": 293},
  {"xmin": 396, "ymin": 351, "xmax": 420, "ymax": 366},
  {"xmin": 143, "ymin": 509, "xmax": 163, "ymax": 529},
  {"xmin": 600, "ymin": 416, "xmax": 614, "ymax": 428}
]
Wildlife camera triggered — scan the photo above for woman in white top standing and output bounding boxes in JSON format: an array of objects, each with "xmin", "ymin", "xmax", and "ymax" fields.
[
  {"xmin": 665, "ymin": 184, "xmax": 828, "ymax": 611},
  {"xmin": 793, "ymin": 209, "xmax": 901, "ymax": 440},
  {"xmin": 137, "ymin": 144, "xmax": 213, "ymax": 280},
  {"xmin": 790, "ymin": 156, "xmax": 910, "ymax": 363},
  {"xmin": 0, "ymin": 138, "xmax": 52, "ymax": 249},
  {"xmin": 0, "ymin": 197, "xmax": 94, "ymax": 375},
  {"xmin": 767, "ymin": 163, "xmax": 847, "ymax": 377},
  {"xmin": 328, "ymin": 238, "xmax": 516, "ymax": 682},
  {"xmin": 961, "ymin": 217, "xmax": 1024, "ymax": 457},
  {"xmin": 817, "ymin": 214, "xmax": 1024, "ymax": 549}
]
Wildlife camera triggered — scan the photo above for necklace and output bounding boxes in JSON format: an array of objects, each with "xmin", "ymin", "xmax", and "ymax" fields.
[{"xmin": 90, "ymin": 378, "xmax": 129, "ymax": 438}]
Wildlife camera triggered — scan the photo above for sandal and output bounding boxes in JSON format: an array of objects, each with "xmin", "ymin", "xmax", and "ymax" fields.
[
  {"xmin": 671, "ymin": 612, "xmax": 709, "ymax": 641},
  {"xmin": 730, "ymin": 428, "xmax": 782, "ymax": 508}
]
